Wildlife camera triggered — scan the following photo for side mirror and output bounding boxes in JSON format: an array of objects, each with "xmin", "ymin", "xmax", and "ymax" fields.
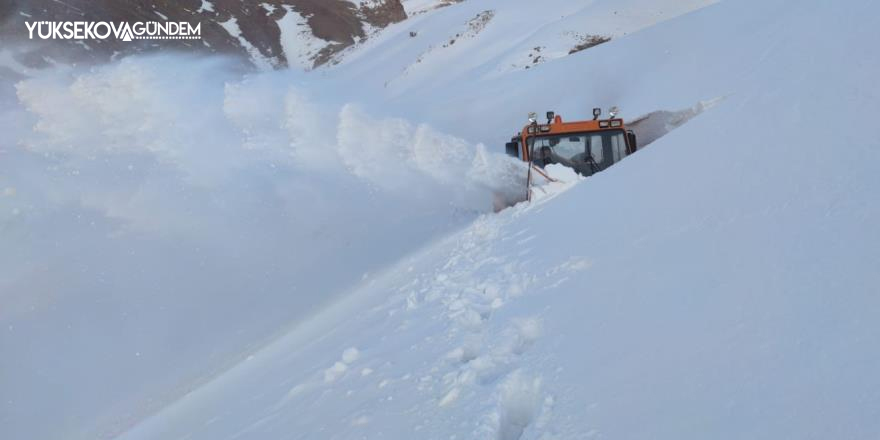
[
  {"xmin": 627, "ymin": 131, "xmax": 638, "ymax": 153},
  {"xmin": 505, "ymin": 142, "xmax": 519, "ymax": 158}
]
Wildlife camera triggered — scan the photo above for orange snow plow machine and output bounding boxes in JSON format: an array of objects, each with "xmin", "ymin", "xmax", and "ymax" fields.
[{"xmin": 505, "ymin": 107, "xmax": 638, "ymax": 200}]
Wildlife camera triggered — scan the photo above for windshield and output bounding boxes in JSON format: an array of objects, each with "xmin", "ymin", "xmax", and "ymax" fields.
[{"xmin": 529, "ymin": 130, "xmax": 627, "ymax": 176}]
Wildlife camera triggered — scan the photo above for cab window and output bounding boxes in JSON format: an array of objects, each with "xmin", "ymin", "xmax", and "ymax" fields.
[{"xmin": 529, "ymin": 130, "xmax": 628, "ymax": 176}]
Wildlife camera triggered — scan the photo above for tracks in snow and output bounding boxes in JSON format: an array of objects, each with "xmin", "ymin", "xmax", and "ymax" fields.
[{"xmin": 115, "ymin": 185, "xmax": 595, "ymax": 440}]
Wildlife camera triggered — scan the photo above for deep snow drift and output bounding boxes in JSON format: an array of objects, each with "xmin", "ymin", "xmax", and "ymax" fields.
[{"xmin": 3, "ymin": 0, "xmax": 880, "ymax": 439}]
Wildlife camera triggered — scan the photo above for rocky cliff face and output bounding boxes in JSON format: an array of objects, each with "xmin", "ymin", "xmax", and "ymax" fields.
[{"xmin": 0, "ymin": 0, "xmax": 407, "ymax": 69}]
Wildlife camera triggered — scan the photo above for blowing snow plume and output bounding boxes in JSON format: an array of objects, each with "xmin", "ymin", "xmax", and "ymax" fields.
[{"xmin": 0, "ymin": 53, "xmax": 522, "ymax": 440}]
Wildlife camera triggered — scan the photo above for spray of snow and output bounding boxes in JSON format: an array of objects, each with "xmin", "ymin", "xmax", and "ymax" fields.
[{"xmin": 0, "ymin": 52, "xmax": 523, "ymax": 440}]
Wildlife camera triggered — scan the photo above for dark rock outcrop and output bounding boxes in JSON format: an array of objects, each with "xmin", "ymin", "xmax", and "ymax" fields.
[{"xmin": 0, "ymin": 0, "xmax": 407, "ymax": 69}]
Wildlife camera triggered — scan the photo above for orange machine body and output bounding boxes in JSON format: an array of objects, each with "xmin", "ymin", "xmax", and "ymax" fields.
[
  {"xmin": 503, "ymin": 111, "xmax": 639, "ymax": 203},
  {"xmin": 510, "ymin": 114, "xmax": 637, "ymax": 163}
]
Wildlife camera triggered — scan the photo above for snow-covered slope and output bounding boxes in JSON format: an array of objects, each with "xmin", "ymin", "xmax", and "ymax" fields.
[{"xmin": 2, "ymin": 0, "xmax": 880, "ymax": 439}]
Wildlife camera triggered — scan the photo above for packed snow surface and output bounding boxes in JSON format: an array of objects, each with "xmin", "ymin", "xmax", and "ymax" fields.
[{"xmin": 2, "ymin": 0, "xmax": 880, "ymax": 439}]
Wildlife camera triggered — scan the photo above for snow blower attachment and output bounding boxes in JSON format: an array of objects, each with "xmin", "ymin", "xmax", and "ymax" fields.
[{"xmin": 505, "ymin": 107, "xmax": 638, "ymax": 201}]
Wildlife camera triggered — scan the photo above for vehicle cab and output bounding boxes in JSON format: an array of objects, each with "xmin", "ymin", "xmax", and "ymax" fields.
[{"xmin": 505, "ymin": 108, "xmax": 638, "ymax": 177}]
